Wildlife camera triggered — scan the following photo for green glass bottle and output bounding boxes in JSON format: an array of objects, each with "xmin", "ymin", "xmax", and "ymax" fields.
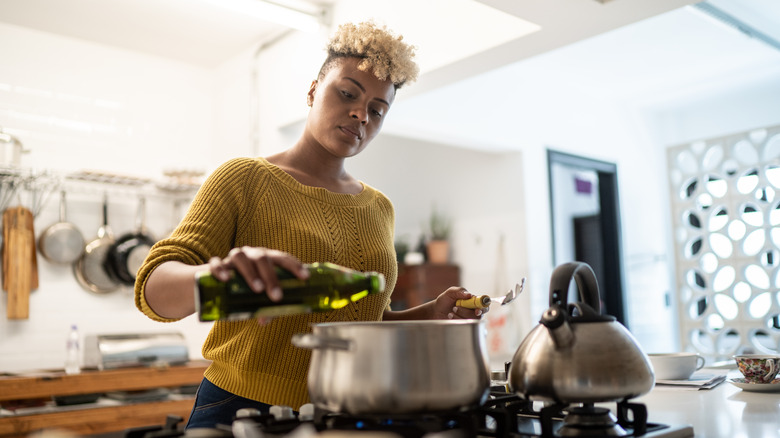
[{"xmin": 195, "ymin": 262, "xmax": 386, "ymax": 321}]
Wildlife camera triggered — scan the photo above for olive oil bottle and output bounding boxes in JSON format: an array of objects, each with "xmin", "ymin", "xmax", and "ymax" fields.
[{"xmin": 195, "ymin": 262, "xmax": 385, "ymax": 321}]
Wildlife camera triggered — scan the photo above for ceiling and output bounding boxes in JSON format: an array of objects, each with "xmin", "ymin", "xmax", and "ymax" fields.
[
  {"xmin": 386, "ymin": 0, "xmax": 780, "ymax": 150},
  {"xmin": 1, "ymin": 0, "xmax": 779, "ymax": 151},
  {"xmin": 0, "ymin": 0, "xmax": 308, "ymax": 67}
]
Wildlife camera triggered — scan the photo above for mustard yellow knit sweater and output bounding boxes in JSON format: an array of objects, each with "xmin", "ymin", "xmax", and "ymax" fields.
[{"xmin": 135, "ymin": 157, "xmax": 398, "ymax": 409}]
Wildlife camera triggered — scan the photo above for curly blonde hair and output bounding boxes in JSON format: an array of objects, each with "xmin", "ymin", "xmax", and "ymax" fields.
[{"xmin": 318, "ymin": 21, "xmax": 419, "ymax": 89}]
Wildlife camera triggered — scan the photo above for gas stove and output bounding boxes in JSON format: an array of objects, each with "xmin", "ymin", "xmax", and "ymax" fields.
[
  {"xmin": 308, "ymin": 393, "xmax": 693, "ymax": 438},
  {"xmin": 133, "ymin": 391, "xmax": 693, "ymax": 438}
]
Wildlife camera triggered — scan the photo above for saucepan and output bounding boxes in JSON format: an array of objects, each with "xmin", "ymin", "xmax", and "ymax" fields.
[
  {"xmin": 292, "ymin": 319, "xmax": 490, "ymax": 414},
  {"xmin": 0, "ymin": 126, "xmax": 29, "ymax": 167}
]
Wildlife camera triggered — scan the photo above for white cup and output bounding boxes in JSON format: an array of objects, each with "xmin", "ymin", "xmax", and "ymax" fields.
[{"xmin": 648, "ymin": 352, "xmax": 705, "ymax": 380}]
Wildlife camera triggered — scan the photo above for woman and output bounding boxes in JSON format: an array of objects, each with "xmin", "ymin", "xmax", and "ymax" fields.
[{"xmin": 134, "ymin": 21, "xmax": 483, "ymax": 429}]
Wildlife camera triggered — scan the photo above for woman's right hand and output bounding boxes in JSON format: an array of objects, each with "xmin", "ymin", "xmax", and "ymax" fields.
[{"xmin": 209, "ymin": 247, "xmax": 309, "ymax": 324}]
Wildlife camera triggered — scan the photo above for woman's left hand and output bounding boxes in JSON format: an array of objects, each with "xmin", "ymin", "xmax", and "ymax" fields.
[{"xmin": 433, "ymin": 287, "xmax": 487, "ymax": 320}]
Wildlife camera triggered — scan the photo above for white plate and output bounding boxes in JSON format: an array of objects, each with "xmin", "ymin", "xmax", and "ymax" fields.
[{"xmin": 727, "ymin": 377, "xmax": 780, "ymax": 392}]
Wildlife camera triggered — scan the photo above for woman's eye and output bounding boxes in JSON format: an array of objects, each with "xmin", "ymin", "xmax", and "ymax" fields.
[
  {"xmin": 371, "ymin": 109, "xmax": 383, "ymax": 118},
  {"xmin": 341, "ymin": 90, "xmax": 354, "ymax": 99}
]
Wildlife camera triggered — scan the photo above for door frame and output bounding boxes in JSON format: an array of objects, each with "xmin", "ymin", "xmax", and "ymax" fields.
[{"xmin": 547, "ymin": 149, "xmax": 628, "ymax": 327}]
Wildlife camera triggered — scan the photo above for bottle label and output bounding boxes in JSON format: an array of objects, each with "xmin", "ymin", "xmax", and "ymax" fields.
[{"xmin": 254, "ymin": 304, "xmax": 311, "ymax": 318}]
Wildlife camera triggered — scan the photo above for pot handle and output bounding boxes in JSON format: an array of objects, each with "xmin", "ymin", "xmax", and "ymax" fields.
[
  {"xmin": 549, "ymin": 262, "xmax": 601, "ymax": 313},
  {"xmin": 291, "ymin": 333, "xmax": 352, "ymax": 351}
]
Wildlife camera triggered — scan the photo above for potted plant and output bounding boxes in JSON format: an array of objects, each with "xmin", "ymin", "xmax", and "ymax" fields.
[
  {"xmin": 426, "ymin": 206, "xmax": 451, "ymax": 264},
  {"xmin": 394, "ymin": 238, "xmax": 410, "ymax": 263}
]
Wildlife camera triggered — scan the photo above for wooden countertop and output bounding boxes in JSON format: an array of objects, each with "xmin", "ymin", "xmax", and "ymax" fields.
[
  {"xmin": 0, "ymin": 361, "xmax": 208, "ymax": 401},
  {"xmin": 0, "ymin": 361, "xmax": 209, "ymax": 437}
]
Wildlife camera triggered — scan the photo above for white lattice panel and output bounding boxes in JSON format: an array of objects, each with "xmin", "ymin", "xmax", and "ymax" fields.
[{"xmin": 667, "ymin": 125, "xmax": 780, "ymax": 360}]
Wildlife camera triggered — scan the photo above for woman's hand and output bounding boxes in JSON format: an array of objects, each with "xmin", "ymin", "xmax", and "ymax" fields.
[
  {"xmin": 382, "ymin": 286, "xmax": 488, "ymax": 321},
  {"xmin": 208, "ymin": 247, "xmax": 309, "ymax": 324},
  {"xmin": 434, "ymin": 287, "xmax": 487, "ymax": 320}
]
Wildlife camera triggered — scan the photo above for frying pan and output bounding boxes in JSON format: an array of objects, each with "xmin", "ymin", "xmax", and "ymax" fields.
[
  {"xmin": 106, "ymin": 197, "xmax": 156, "ymax": 286},
  {"xmin": 38, "ymin": 191, "xmax": 85, "ymax": 264},
  {"xmin": 74, "ymin": 196, "xmax": 119, "ymax": 294}
]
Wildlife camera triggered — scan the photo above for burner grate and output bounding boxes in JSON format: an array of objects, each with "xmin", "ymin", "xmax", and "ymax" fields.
[
  {"xmin": 318, "ymin": 410, "xmax": 480, "ymax": 438},
  {"xmin": 471, "ymin": 393, "xmax": 665, "ymax": 437}
]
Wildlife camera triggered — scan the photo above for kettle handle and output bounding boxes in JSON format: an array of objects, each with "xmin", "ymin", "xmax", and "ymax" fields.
[{"xmin": 549, "ymin": 262, "xmax": 601, "ymax": 313}]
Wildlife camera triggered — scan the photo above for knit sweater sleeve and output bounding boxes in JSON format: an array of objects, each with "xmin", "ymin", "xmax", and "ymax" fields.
[{"xmin": 134, "ymin": 158, "xmax": 257, "ymax": 322}]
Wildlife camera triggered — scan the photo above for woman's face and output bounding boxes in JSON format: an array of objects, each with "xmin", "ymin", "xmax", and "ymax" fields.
[{"xmin": 305, "ymin": 57, "xmax": 396, "ymax": 158}]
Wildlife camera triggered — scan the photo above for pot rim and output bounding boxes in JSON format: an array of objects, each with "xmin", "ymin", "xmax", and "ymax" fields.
[{"xmin": 311, "ymin": 319, "xmax": 484, "ymax": 329}]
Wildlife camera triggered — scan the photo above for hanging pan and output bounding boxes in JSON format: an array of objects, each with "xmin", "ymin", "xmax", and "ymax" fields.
[
  {"xmin": 106, "ymin": 196, "xmax": 156, "ymax": 286},
  {"xmin": 38, "ymin": 190, "xmax": 85, "ymax": 264},
  {"xmin": 74, "ymin": 195, "xmax": 119, "ymax": 294}
]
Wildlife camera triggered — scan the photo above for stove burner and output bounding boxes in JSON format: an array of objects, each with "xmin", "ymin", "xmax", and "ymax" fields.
[
  {"xmin": 472, "ymin": 393, "xmax": 657, "ymax": 437},
  {"xmin": 558, "ymin": 406, "xmax": 626, "ymax": 436}
]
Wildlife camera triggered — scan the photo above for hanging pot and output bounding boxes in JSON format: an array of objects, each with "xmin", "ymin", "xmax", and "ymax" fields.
[
  {"xmin": 37, "ymin": 191, "xmax": 85, "ymax": 264},
  {"xmin": 106, "ymin": 197, "xmax": 156, "ymax": 286},
  {"xmin": 0, "ymin": 127, "xmax": 29, "ymax": 167},
  {"xmin": 508, "ymin": 262, "xmax": 654, "ymax": 404},
  {"xmin": 74, "ymin": 196, "xmax": 119, "ymax": 294},
  {"xmin": 292, "ymin": 319, "xmax": 490, "ymax": 414}
]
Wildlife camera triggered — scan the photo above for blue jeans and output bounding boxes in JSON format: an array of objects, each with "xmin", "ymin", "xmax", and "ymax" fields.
[{"xmin": 185, "ymin": 378, "xmax": 273, "ymax": 429}]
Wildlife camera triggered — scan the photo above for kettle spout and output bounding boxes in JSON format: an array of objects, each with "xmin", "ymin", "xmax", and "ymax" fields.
[{"xmin": 541, "ymin": 305, "xmax": 574, "ymax": 348}]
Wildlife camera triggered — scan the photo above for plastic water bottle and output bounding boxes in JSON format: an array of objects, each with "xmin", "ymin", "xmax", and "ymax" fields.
[{"xmin": 65, "ymin": 324, "xmax": 81, "ymax": 375}]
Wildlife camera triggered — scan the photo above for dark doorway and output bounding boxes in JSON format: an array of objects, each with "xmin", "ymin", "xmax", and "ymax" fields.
[{"xmin": 547, "ymin": 149, "xmax": 627, "ymax": 327}]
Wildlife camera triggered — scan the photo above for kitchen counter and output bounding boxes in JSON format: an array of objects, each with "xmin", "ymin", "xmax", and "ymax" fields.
[
  {"xmin": 637, "ymin": 368, "xmax": 780, "ymax": 438},
  {"xmin": 0, "ymin": 361, "xmax": 208, "ymax": 437}
]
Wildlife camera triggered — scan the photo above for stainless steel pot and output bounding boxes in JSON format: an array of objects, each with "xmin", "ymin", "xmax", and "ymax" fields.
[
  {"xmin": 0, "ymin": 127, "xmax": 28, "ymax": 167},
  {"xmin": 292, "ymin": 320, "xmax": 490, "ymax": 415}
]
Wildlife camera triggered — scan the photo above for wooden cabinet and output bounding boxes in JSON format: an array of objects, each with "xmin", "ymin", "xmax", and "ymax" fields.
[
  {"xmin": 0, "ymin": 361, "xmax": 208, "ymax": 437},
  {"xmin": 391, "ymin": 263, "xmax": 461, "ymax": 309}
]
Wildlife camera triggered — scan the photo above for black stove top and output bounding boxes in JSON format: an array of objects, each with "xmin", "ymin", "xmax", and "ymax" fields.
[
  {"xmin": 311, "ymin": 393, "xmax": 674, "ymax": 438},
  {"xmin": 131, "ymin": 392, "xmax": 693, "ymax": 438}
]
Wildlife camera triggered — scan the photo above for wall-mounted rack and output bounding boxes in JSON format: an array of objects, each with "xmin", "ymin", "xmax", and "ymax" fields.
[{"xmin": 0, "ymin": 166, "xmax": 203, "ymax": 215}]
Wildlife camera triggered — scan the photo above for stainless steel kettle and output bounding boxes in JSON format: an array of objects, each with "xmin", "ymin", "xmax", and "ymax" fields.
[{"xmin": 508, "ymin": 262, "xmax": 654, "ymax": 403}]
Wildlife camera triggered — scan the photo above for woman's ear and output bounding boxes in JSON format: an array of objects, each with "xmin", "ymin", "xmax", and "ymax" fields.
[{"xmin": 307, "ymin": 80, "xmax": 317, "ymax": 107}]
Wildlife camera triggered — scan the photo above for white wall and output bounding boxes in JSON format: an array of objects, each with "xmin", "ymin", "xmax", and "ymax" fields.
[
  {"xmin": 639, "ymin": 67, "xmax": 780, "ymax": 352},
  {"xmin": 0, "ymin": 23, "xmax": 216, "ymax": 372}
]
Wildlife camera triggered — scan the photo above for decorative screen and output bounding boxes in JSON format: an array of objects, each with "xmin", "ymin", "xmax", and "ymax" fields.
[{"xmin": 667, "ymin": 124, "xmax": 780, "ymax": 360}]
